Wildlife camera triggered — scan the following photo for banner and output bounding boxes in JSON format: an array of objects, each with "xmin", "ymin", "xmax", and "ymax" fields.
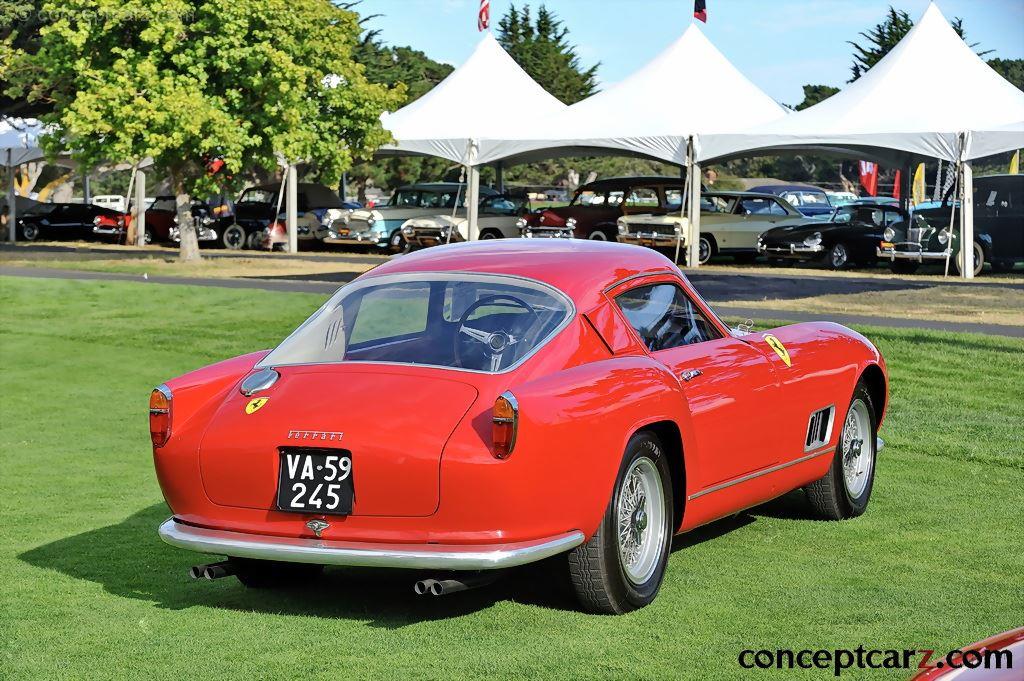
[
  {"xmin": 1010, "ymin": 150, "xmax": 1020, "ymax": 175},
  {"xmin": 912, "ymin": 163, "xmax": 926, "ymax": 206},
  {"xmin": 858, "ymin": 161, "xmax": 878, "ymax": 197},
  {"xmin": 892, "ymin": 170, "xmax": 901, "ymax": 199},
  {"xmin": 478, "ymin": 0, "xmax": 490, "ymax": 31},
  {"xmin": 694, "ymin": 0, "xmax": 707, "ymax": 22}
]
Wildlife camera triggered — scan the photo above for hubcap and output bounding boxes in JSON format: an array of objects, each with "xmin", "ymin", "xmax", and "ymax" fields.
[
  {"xmin": 832, "ymin": 244, "xmax": 848, "ymax": 268},
  {"xmin": 225, "ymin": 226, "xmax": 243, "ymax": 248},
  {"xmin": 23, "ymin": 225, "xmax": 38, "ymax": 239},
  {"xmin": 841, "ymin": 399, "xmax": 873, "ymax": 498},
  {"xmin": 616, "ymin": 456, "xmax": 666, "ymax": 585},
  {"xmin": 699, "ymin": 238, "xmax": 711, "ymax": 264},
  {"xmin": 589, "ymin": 231, "xmax": 608, "ymax": 240}
]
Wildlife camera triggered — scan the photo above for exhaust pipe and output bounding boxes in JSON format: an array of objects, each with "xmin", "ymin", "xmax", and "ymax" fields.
[
  {"xmin": 188, "ymin": 560, "xmax": 236, "ymax": 581},
  {"xmin": 413, "ymin": 573, "xmax": 500, "ymax": 597}
]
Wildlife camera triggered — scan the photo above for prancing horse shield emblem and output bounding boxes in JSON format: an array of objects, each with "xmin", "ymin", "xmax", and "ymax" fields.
[
  {"xmin": 244, "ymin": 397, "xmax": 270, "ymax": 414},
  {"xmin": 763, "ymin": 334, "xmax": 792, "ymax": 367},
  {"xmin": 306, "ymin": 519, "xmax": 330, "ymax": 537}
]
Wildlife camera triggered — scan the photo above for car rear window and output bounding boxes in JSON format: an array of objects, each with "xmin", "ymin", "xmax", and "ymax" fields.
[{"xmin": 258, "ymin": 273, "xmax": 574, "ymax": 373}]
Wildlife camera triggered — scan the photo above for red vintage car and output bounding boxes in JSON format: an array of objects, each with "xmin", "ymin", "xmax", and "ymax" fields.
[{"xmin": 152, "ymin": 240, "xmax": 887, "ymax": 613}]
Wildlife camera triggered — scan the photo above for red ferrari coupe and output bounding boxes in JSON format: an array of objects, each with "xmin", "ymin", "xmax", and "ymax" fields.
[{"xmin": 152, "ymin": 240, "xmax": 887, "ymax": 613}]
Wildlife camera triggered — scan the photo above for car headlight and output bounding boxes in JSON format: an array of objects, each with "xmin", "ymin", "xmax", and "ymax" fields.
[
  {"xmin": 402, "ymin": 225, "xmax": 415, "ymax": 236},
  {"xmin": 202, "ymin": 216, "xmax": 213, "ymax": 225},
  {"xmin": 515, "ymin": 217, "xmax": 527, "ymax": 229},
  {"xmin": 882, "ymin": 227, "xmax": 895, "ymax": 242},
  {"xmin": 803, "ymin": 232, "xmax": 823, "ymax": 247},
  {"xmin": 937, "ymin": 229, "xmax": 949, "ymax": 245},
  {"xmin": 440, "ymin": 226, "xmax": 451, "ymax": 237},
  {"xmin": 617, "ymin": 219, "xmax": 628, "ymax": 235},
  {"xmin": 366, "ymin": 216, "xmax": 376, "ymax": 226},
  {"xmin": 565, "ymin": 217, "xmax": 577, "ymax": 229}
]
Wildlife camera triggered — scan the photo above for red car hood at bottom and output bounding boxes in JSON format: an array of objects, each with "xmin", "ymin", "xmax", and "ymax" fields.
[{"xmin": 197, "ymin": 364, "xmax": 479, "ymax": 517}]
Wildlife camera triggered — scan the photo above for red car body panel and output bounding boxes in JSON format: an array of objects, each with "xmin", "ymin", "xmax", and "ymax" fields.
[
  {"xmin": 153, "ymin": 240, "xmax": 887, "ymax": 555},
  {"xmin": 911, "ymin": 626, "xmax": 1024, "ymax": 680}
]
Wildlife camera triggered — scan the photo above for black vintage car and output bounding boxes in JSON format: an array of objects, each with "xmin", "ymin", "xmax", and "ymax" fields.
[
  {"xmin": 878, "ymin": 174, "xmax": 1023, "ymax": 275},
  {"xmin": 15, "ymin": 202, "xmax": 126, "ymax": 241},
  {"xmin": 218, "ymin": 182, "xmax": 347, "ymax": 250},
  {"xmin": 757, "ymin": 203, "xmax": 909, "ymax": 269}
]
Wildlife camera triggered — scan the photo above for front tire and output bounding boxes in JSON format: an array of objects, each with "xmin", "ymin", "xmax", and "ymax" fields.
[
  {"xmin": 388, "ymin": 229, "xmax": 406, "ymax": 253},
  {"xmin": 232, "ymin": 558, "xmax": 324, "ymax": 588},
  {"xmin": 222, "ymin": 223, "xmax": 246, "ymax": 250},
  {"xmin": 698, "ymin": 235, "xmax": 715, "ymax": 265},
  {"xmin": 587, "ymin": 229, "xmax": 609, "ymax": 241},
  {"xmin": 567, "ymin": 432, "xmax": 673, "ymax": 614},
  {"xmin": 804, "ymin": 383, "xmax": 877, "ymax": 520},
  {"xmin": 825, "ymin": 242, "xmax": 850, "ymax": 270},
  {"xmin": 20, "ymin": 223, "xmax": 39, "ymax": 241},
  {"xmin": 953, "ymin": 241, "xmax": 985, "ymax": 277}
]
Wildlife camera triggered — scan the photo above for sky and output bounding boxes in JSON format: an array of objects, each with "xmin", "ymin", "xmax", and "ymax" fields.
[{"xmin": 357, "ymin": 0, "xmax": 1024, "ymax": 106}]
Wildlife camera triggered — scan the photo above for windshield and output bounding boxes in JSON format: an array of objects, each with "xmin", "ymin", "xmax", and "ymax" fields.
[
  {"xmin": 389, "ymin": 189, "xmax": 464, "ymax": 209},
  {"xmin": 780, "ymin": 190, "xmax": 831, "ymax": 207},
  {"xmin": 238, "ymin": 189, "xmax": 275, "ymax": 204},
  {"xmin": 258, "ymin": 273, "xmax": 574, "ymax": 373}
]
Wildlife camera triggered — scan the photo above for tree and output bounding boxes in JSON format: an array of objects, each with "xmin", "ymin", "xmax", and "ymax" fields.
[
  {"xmin": 6, "ymin": 0, "xmax": 402, "ymax": 260},
  {"xmin": 497, "ymin": 3, "xmax": 598, "ymax": 105},
  {"xmin": 848, "ymin": 7, "xmax": 989, "ymax": 81},
  {"xmin": 794, "ymin": 84, "xmax": 839, "ymax": 111},
  {"xmin": 988, "ymin": 58, "xmax": 1024, "ymax": 91}
]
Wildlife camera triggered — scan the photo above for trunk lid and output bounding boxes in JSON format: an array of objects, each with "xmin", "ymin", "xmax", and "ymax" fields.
[{"xmin": 198, "ymin": 365, "xmax": 478, "ymax": 517}]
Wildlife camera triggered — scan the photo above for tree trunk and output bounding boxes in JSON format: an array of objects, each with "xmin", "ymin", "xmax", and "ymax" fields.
[{"xmin": 174, "ymin": 178, "xmax": 201, "ymax": 262}]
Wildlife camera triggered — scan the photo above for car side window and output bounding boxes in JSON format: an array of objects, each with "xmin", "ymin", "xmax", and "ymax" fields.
[
  {"xmin": 607, "ymin": 190, "xmax": 625, "ymax": 207},
  {"xmin": 615, "ymin": 283, "xmax": 722, "ymax": 352},
  {"xmin": 625, "ymin": 187, "xmax": 659, "ymax": 209}
]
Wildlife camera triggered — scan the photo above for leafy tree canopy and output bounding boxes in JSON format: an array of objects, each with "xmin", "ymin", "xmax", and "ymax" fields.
[
  {"xmin": 497, "ymin": 3, "xmax": 598, "ymax": 105},
  {"xmin": 794, "ymin": 84, "xmax": 840, "ymax": 111}
]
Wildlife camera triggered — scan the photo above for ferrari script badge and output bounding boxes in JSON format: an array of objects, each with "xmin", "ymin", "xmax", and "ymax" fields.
[
  {"xmin": 306, "ymin": 519, "xmax": 330, "ymax": 537},
  {"xmin": 244, "ymin": 397, "xmax": 270, "ymax": 414},
  {"xmin": 763, "ymin": 334, "xmax": 792, "ymax": 367}
]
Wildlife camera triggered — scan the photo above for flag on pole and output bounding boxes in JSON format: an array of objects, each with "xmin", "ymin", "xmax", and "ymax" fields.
[
  {"xmin": 478, "ymin": 0, "xmax": 490, "ymax": 31},
  {"xmin": 932, "ymin": 160, "xmax": 943, "ymax": 201},
  {"xmin": 858, "ymin": 161, "xmax": 878, "ymax": 196},
  {"xmin": 1010, "ymin": 150, "xmax": 1020, "ymax": 175},
  {"xmin": 892, "ymin": 170, "xmax": 901, "ymax": 199},
  {"xmin": 912, "ymin": 163, "xmax": 926, "ymax": 206},
  {"xmin": 694, "ymin": 0, "xmax": 707, "ymax": 23}
]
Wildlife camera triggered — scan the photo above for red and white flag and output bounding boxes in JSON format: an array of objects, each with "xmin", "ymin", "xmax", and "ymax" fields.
[
  {"xmin": 478, "ymin": 0, "xmax": 490, "ymax": 31},
  {"xmin": 859, "ymin": 161, "xmax": 878, "ymax": 197},
  {"xmin": 694, "ymin": 0, "xmax": 707, "ymax": 23}
]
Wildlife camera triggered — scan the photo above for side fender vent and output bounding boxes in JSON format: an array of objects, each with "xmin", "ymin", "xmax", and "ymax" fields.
[{"xmin": 805, "ymin": 405, "xmax": 835, "ymax": 451}]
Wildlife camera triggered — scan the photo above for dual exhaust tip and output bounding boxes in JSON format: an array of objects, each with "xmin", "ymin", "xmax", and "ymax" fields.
[{"xmin": 188, "ymin": 560, "xmax": 235, "ymax": 581}]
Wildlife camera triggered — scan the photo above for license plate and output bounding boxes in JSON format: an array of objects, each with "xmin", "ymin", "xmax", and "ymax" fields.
[
  {"xmin": 641, "ymin": 238, "xmax": 654, "ymax": 246},
  {"xmin": 276, "ymin": 448, "xmax": 353, "ymax": 515},
  {"xmin": 336, "ymin": 228, "xmax": 350, "ymax": 236}
]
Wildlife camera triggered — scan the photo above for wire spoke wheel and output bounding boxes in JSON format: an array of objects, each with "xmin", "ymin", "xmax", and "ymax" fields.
[
  {"xmin": 841, "ymin": 399, "xmax": 873, "ymax": 498},
  {"xmin": 615, "ymin": 456, "xmax": 666, "ymax": 585}
]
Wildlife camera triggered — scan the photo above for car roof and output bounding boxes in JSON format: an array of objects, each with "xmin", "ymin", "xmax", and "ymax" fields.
[
  {"xmin": 749, "ymin": 184, "xmax": 827, "ymax": 193},
  {"xmin": 395, "ymin": 182, "xmax": 499, "ymax": 195},
  {"xmin": 704, "ymin": 191, "xmax": 785, "ymax": 200},
  {"xmin": 579, "ymin": 176, "xmax": 683, "ymax": 190},
  {"xmin": 363, "ymin": 240, "xmax": 680, "ymax": 311}
]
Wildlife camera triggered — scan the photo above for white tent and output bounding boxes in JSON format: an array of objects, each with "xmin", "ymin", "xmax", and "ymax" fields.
[
  {"xmin": 696, "ymin": 3, "xmax": 1024, "ymax": 164},
  {"xmin": 2, "ymin": 118, "xmax": 46, "ymax": 244},
  {"xmin": 477, "ymin": 24, "xmax": 789, "ymax": 167},
  {"xmin": 378, "ymin": 33, "xmax": 566, "ymax": 165}
]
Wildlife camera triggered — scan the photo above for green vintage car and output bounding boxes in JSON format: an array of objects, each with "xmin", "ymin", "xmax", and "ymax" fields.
[{"xmin": 877, "ymin": 174, "xmax": 1023, "ymax": 275}]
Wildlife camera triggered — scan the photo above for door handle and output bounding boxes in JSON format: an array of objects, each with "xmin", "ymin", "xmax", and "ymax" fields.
[{"xmin": 679, "ymin": 369, "xmax": 702, "ymax": 382}]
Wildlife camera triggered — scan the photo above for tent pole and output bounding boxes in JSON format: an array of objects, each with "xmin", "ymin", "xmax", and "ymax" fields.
[
  {"xmin": 686, "ymin": 137, "xmax": 701, "ymax": 268},
  {"xmin": 7, "ymin": 150, "xmax": 16, "ymax": 244},
  {"xmin": 286, "ymin": 164, "xmax": 298, "ymax": 254},
  {"xmin": 960, "ymin": 159, "xmax": 974, "ymax": 279},
  {"xmin": 495, "ymin": 162, "xmax": 504, "ymax": 194},
  {"xmin": 135, "ymin": 169, "xmax": 146, "ymax": 246},
  {"xmin": 467, "ymin": 165, "xmax": 480, "ymax": 240}
]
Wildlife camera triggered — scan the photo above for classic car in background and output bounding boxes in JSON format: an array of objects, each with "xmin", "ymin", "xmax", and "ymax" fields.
[
  {"xmin": 618, "ymin": 191, "xmax": 805, "ymax": 264},
  {"xmin": 749, "ymin": 183, "xmax": 834, "ymax": 218},
  {"xmin": 519, "ymin": 176, "xmax": 688, "ymax": 240},
  {"xmin": 16, "ymin": 202, "xmax": 127, "ymax": 241},
  {"xmin": 141, "ymin": 197, "xmax": 217, "ymax": 245},
  {"xmin": 401, "ymin": 193, "xmax": 530, "ymax": 248},
  {"xmin": 879, "ymin": 174, "xmax": 1023, "ymax": 275},
  {"xmin": 341, "ymin": 182, "xmax": 497, "ymax": 253},
  {"xmin": 219, "ymin": 183, "xmax": 348, "ymax": 250},
  {"xmin": 152, "ymin": 240, "xmax": 887, "ymax": 614},
  {"xmin": 759, "ymin": 203, "xmax": 907, "ymax": 269},
  {"xmin": 826, "ymin": 191, "xmax": 859, "ymax": 207}
]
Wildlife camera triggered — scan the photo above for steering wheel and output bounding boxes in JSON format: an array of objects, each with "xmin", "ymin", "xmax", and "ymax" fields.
[{"xmin": 455, "ymin": 294, "xmax": 539, "ymax": 371}]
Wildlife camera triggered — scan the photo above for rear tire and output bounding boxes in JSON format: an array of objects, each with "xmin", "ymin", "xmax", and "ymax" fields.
[
  {"xmin": 567, "ymin": 431, "xmax": 673, "ymax": 614},
  {"xmin": 222, "ymin": 223, "xmax": 246, "ymax": 250},
  {"xmin": 698, "ymin": 235, "xmax": 715, "ymax": 265},
  {"xmin": 232, "ymin": 558, "xmax": 324, "ymax": 588},
  {"xmin": 953, "ymin": 241, "xmax": 985, "ymax": 277},
  {"xmin": 20, "ymin": 223, "xmax": 39, "ymax": 241},
  {"xmin": 804, "ymin": 382, "xmax": 877, "ymax": 520},
  {"xmin": 587, "ymin": 229, "xmax": 609, "ymax": 241},
  {"xmin": 388, "ymin": 229, "xmax": 406, "ymax": 253}
]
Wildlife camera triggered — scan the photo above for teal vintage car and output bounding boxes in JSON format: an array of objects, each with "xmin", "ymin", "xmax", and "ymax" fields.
[{"xmin": 878, "ymin": 174, "xmax": 1023, "ymax": 275}]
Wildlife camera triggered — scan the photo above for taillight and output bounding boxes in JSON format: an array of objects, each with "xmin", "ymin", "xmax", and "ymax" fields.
[
  {"xmin": 492, "ymin": 391, "xmax": 519, "ymax": 459},
  {"xmin": 149, "ymin": 385, "xmax": 172, "ymax": 447}
]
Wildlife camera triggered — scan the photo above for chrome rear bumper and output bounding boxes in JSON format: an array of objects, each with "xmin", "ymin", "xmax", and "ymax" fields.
[{"xmin": 159, "ymin": 518, "xmax": 585, "ymax": 570}]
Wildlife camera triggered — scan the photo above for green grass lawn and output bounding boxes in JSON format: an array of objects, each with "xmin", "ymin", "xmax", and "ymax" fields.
[{"xmin": 1, "ymin": 275, "xmax": 1021, "ymax": 680}]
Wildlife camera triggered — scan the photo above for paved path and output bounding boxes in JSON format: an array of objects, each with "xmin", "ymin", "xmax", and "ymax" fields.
[{"xmin": 4, "ymin": 265, "xmax": 1021, "ymax": 338}]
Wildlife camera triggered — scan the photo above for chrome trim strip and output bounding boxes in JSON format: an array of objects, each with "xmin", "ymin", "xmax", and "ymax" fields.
[
  {"xmin": 687, "ymin": 445, "xmax": 834, "ymax": 501},
  {"xmin": 602, "ymin": 269, "xmax": 679, "ymax": 293},
  {"xmin": 158, "ymin": 518, "xmax": 585, "ymax": 570}
]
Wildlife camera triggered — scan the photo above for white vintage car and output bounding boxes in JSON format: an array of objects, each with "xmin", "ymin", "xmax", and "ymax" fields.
[
  {"xmin": 338, "ymin": 183, "xmax": 500, "ymax": 252},
  {"xmin": 617, "ymin": 191, "xmax": 806, "ymax": 264},
  {"xmin": 401, "ymin": 194, "xmax": 530, "ymax": 248}
]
